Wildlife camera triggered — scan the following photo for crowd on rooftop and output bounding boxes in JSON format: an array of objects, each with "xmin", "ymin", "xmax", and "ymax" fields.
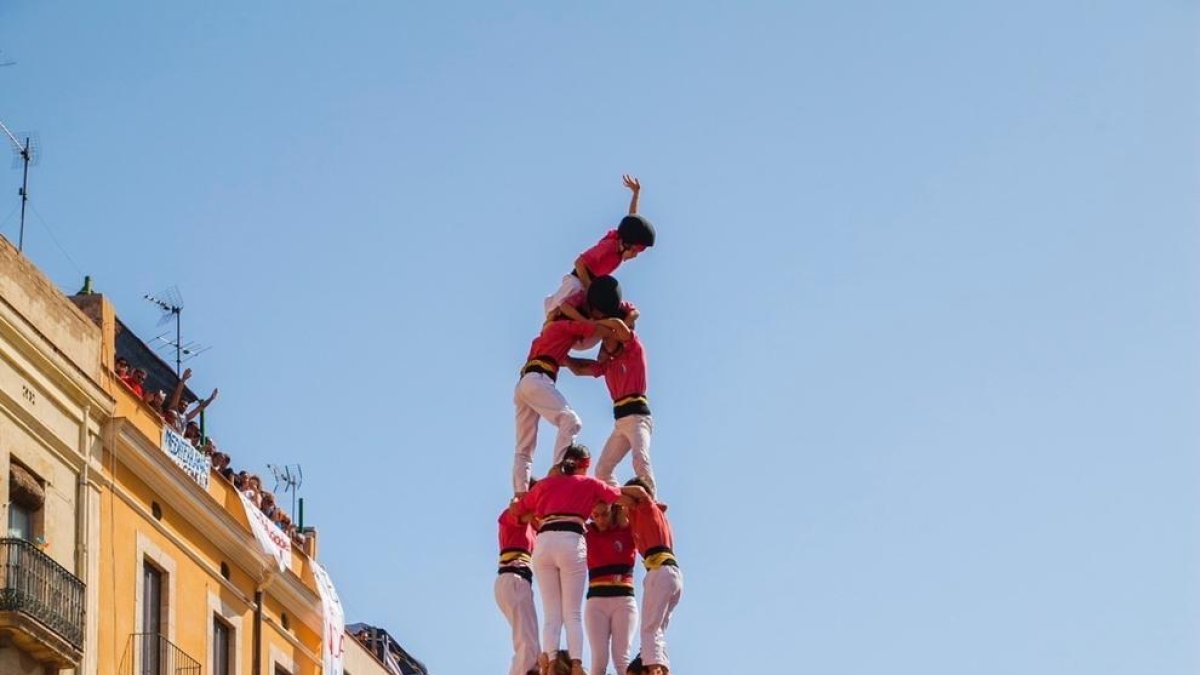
[{"xmin": 114, "ymin": 357, "xmax": 307, "ymax": 547}]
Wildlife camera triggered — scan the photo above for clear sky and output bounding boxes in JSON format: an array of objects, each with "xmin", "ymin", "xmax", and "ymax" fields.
[{"xmin": 3, "ymin": 2, "xmax": 1198, "ymax": 673}]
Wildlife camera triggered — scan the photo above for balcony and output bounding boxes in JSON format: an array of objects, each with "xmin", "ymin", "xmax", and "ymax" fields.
[
  {"xmin": 119, "ymin": 633, "xmax": 202, "ymax": 675},
  {"xmin": 0, "ymin": 538, "xmax": 86, "ymax": 667}
]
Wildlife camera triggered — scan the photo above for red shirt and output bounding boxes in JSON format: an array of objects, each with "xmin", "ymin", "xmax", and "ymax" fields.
[
  {"xmin": 586, "ymin": 524, "xmax": 636, "ymax": 570},
  {"xmin": 578, "ymin": 230, "xmax": 624, "ymax": 277},
  {"xmin": 588, "ymin": 332, "xmax": 648, "ymax": 402},
  {"xmin": 526, "ymin": 320, "xmax": 596, "ymax": 365},
  {"xmin": 628, "ymin": 498, "xmax": 674, "ymax": 556},
  {"xmin": 498, "ymin": 508, "xmax": 534, "ymax": 568},
  {"xmin": 586, "ymin": 523, "xmax": 636, "ymax": 596},
  {"xmin": 517, "ymin": 474, "xmax": 621, "ymax": 520}
]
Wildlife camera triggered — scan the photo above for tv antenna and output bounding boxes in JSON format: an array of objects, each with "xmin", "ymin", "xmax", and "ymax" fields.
[
  {"xmin": 144, "ymin": 286, "xmax": 185, "ymax": 376},
  {"xmin": 267, "ymin": 464, "xmax": 303, "ymax": 516},
  {"xmin": 150, "ymin": 333, "xmax": 211, "ymax": 364},
  {"xmin": 0, "ymin": 119, "xmax": 38, "ymax": 252}
]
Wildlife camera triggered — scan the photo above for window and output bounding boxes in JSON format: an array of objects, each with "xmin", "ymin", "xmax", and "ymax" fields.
[
  {"xmin": 8, "ymin": 462, "xmax": 43, "ymax": 540},
  {"xmin": 7, "ymin": 502, "xmax": 32, "ymax": 539},
  {"xmin": 142, "ymin": 561, "xmax": 165, "ymax": 675},
  {"xmin": 213, "ymin": 616, "xmax": 232, "ymax": 675}
]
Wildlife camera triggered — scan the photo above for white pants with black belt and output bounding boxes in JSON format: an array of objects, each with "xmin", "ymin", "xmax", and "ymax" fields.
[
  {"xmin": 640, "ymin": 565, "xmax": 683, "ymax": 670},
  {"xmin": 513, "ymin": 373, "xmax": 582, "ymax": 494},
  {"xmin": 596, "ymin": 414, "xmax": 656, "ymax": 494},
  {"xmin": 532, "ymin": 531, "xmax": 588, "ymax": 661},
  {"xmin": 494, "ymin": 572, "xmax": 539, "ymax": 675},
  {"xmin": 585, "ymin": 595, "xmax": 638, "ymax": 675}
]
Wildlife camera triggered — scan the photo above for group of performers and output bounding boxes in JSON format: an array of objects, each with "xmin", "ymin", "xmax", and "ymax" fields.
[{"xmin": 496, "ymin": 177, "xmax": 683, "ymax": 675}]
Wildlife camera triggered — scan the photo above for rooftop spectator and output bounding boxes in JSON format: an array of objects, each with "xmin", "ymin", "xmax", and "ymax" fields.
[
  {"xmin": 184, "ymin": 421, "xmax": 202, "ymax": 447},
  {"xmin": 260, "ymin": 492, "xmax": 278, "ymax": 520},
  {"xmin": 128, "ymin": 368, "xmax": 147, "ymax": 397},
  {"xmin": 143, "ymin": 389, "xmax": 166, "ymax": 413},
  {"xmin": 115, "ymin": 356, "xmax": 130, "ymax": 380},
  {"xmin": 166, "ymin": 367, "xmax": 219, "ymax": 432}
]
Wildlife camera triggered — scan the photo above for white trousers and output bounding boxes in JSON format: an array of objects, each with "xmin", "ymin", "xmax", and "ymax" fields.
[
  {"xmin": 585, "ymin": 595, "xmax": 638, "ymax": 675},
  {"xmin": 640, "ymin": 565, "xmax": 683, "ymax": 669},
  {"xmin": 514, "ymin": 373, "xmax": 582, "ymax": 493},
  {"xmin": 532, "ymin": 531, "xmax": 588, "ymax": 661},
  {"xmin": 495, "ymin": 573, "xmax": 540, "ymax": 675},
  {"xmin": 544, "ymin": 274, "xmax": 584, "ymax": 316},
  {"xmin": 596, "ymin": 414, "xmax": 656, "ymax": 494}
]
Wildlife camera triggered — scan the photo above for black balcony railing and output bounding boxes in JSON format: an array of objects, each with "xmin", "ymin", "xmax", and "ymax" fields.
[
  {"xmin": 119, "ymin": 633, "xmax": 202, "ymax": 675},
  {"xmin": 0, "ymin": 537, "xmax": 85, "ymax": 649}
]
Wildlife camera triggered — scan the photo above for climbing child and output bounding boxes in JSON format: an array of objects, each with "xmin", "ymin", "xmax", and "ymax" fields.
[
  {"xmin": 544, "ymin": 175, "xmax": 656, "ymax": 318},
  {"xmin": 564, "ymin": 327, "xmax": 656, "ymax": 494},
  {"xmin": 513, "ymin": 278, "xmax": 631, "ymax": 496}
]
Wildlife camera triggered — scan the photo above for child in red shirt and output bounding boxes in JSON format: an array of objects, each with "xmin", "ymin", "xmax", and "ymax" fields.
[
  {"xmin": 565, "ymin": 329, "xmax": 656, "ymax": 494},
  {"xmin": 543, "ymin": 176, "xmax": 656, "ymax": 318},
  {"xmin": 496, "ymin": 483, "xmax": 540, "ymax": 675},
  {"xmin": 618, "ymin": 478, "xmax": 682, "ymax": 675},
  {"xmin": 514, "ymin": 280, "xmax": 631, "ymax": 496},
  {"xmin": 584, "ymin": 503, "xmax": 638, "ymax": 675}
]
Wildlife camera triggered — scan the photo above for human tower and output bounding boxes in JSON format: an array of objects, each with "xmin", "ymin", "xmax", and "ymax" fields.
[{"xmin": 496, "ymin": 177, "xmax": 682, "ymax": 675}]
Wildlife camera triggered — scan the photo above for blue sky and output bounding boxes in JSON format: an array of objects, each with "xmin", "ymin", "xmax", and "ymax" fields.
[{"xmin": 3, "ymin": 1, "xmax": 1198, "ymax": 673}]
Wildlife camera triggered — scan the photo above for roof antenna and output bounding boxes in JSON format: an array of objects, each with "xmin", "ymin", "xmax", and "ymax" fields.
[
  {"xmin": 0, "ymin": 120, "xmax": 38, "ymax": 252},
  {"xmin": 144, "ymin": 286, "xmax": 185, "ymax": 376},
  {"xmin": 267, "ymin": 464, "xmax": 303, "ymax": 517}
]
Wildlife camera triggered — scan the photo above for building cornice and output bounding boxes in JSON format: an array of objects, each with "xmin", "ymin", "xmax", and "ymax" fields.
[{"xmin": 108, "ymin": 419, "xmax": 324, "ymax": 632}]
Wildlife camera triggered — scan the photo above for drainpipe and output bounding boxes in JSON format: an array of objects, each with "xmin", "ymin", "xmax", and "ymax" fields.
[
  {"xmin": 254, "ymin": 570, "xmax": 276, "ymax": 675},
  {"xmin": 253, "ymin": 588, "xmax": 264, "ymax": 675},
  {"xmin": 75, "ymin": 405, "xmax": 91, "ymax": 574},
  {"xmin": 74, "ymin": 405, "xmax": 92, "ymax": 675}
]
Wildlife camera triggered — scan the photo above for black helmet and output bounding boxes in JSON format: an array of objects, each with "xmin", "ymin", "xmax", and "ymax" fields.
[
  {"xmin": 617, "ymin": 215, "xmax": 655, "ymax": 247},
  {"xmin": 587, "ymin": 276, "xmax": 623, "ymax": 318}
]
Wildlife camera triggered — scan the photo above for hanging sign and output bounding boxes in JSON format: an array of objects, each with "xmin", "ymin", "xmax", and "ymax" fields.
[
  {"xmin": 239, "ymin": 492, "xmax": 291, "ymax": 572},
  {"xmin": 313, "ymin": 561, "xmax": 346, "ymax": 675},
  {"xmin": 161, "ymin": 427, "xmax": 210, "ymax": 489}
]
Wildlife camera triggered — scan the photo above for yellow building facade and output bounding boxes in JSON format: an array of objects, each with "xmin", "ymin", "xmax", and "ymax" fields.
[
  {"xmin": 0, "ymin": 238, "xmax": 410, "ymax": 675},
  {"xmin": 0, "ymin": 238, "xmax": 111, "ymax": 675}
]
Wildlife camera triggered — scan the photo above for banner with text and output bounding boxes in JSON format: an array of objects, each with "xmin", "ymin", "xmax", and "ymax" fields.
[
  {"xmin": 160, "ymin": 427, "xmax": 211, "ymax": 489},
  {"xmin": 313, "ymin": 561, "xmax": 346, "ymax": 675},
  {"xmin": 239, "ymin": 493, "xmax": 291, "ymax": 573}
]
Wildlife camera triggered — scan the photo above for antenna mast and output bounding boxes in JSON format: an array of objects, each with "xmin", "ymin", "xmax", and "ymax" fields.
[
  {"xmin": 0, "ymin": 120, "xmax": 34, "ymax": 252},
  {"xmin": 268, "ymin": 464, "xmax": 304, "ymax": 517},
  {"xmin": 144, "ymin": 289, "xmax": 185, "ymax": 376}
]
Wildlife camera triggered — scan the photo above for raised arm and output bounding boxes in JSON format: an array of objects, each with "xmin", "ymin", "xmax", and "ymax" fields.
[
  {"xmin": 167, "ymin": 367, "xmax": 192, "ymax": 413},
  {"xmin": 185, "ymin": 388, "xmax": 219, "ymax": 423},
  {"xmin": 623, "ymin": 175, "xmax": 641, "ymax": 215}
]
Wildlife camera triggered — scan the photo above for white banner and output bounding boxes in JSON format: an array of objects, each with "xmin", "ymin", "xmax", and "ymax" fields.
[
  {"xmin": 161, "ymin": 427, "xmax": 211, "ymax": 489},
  {"xmin": 313, "ymin": 562, "xmax": 346, "ymax": 675},
  {"xmin": 239, "ymin": 492, "xmax": 291, "ymax": 573}
]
